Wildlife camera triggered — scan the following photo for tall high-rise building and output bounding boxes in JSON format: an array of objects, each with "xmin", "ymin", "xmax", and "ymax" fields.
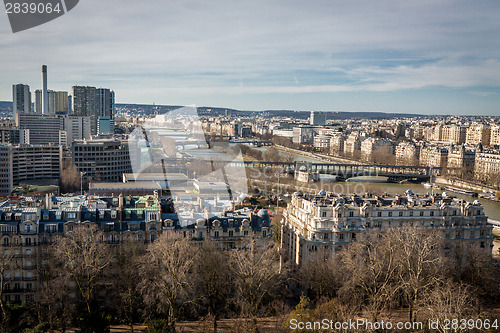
[
  {"xmin": 97, "ymin": 88, "xmax": 115, "ymax": 118},
  {"xmin": 12, "ymin": 84, "xmax": 31, "ymax": 118},
  {"xmin": 72, "ymin": 86, "xmax": 114, "ymax": 135},
  {"xmin": 72, "ymin": 86, "xmax": 97, "ymax": 116},
  {"xmin": 310, "ymin": 111, "xmax": 327, "ymax": 126},
  {"xmin": 35, "ymin": 90, "xmax": 69, "ymax": 114}
]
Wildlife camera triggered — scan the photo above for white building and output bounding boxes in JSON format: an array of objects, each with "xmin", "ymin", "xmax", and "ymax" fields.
[{"xmin": 281, "ymin": 191, "xmax": 493, "ymax": 266}]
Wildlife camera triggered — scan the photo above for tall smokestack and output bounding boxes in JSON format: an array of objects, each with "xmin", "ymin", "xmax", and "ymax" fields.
[{"xmin": 42, "ymin": 65, "xmax": 48, "ymax": 115}]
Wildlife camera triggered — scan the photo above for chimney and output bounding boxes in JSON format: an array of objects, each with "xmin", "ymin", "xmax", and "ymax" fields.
[{"xmin": 42, "ymin": 65, "xmax": 48, "ymax": 115}]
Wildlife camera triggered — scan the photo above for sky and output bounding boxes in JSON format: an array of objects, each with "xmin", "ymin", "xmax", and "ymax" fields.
[{"xmin": 1, "ymin": 0, "xmax": 500, "ymax": 115}]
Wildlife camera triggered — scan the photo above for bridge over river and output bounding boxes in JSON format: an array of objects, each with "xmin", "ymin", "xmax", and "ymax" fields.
[{"xmin": 162, "ymin": 158, "xmax": 438, "ymax": 182}]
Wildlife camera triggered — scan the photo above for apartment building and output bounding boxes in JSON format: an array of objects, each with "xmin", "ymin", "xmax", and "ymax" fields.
[
  {"xmin": 419, "ymin": 145, "xmax": 448, "ymax": 170},
  {"xmin": 490, "ymin": 126, "xmax": 500, "ymax": 146},
  {"xmin": 447, "ymin": 145, "xmax": 475, "ymax": 177},
  {"xmin": 281, "ymin": 191, "xmax": 493, "ymax": 266},
  {"xmin": 395, "ymin": 142, "xmax": 420, "ymax": 165},
  {"xmin": 329, "ymin": 134, "xmax": 346, "ymax": 155},
  {"xmin": 474, "ymin": 151, "xmax": 500, "ymax": 183},
  {"xmin": 432, "ymin": 124, "xmax": 467, "ymax": 144},
  {"xmin": 360, "ymin": 138, "xmax": 394, "ymax": 162},
  {"xmin": 0, "ymin": 194, "xmax": 273, "ymax": 304},
  {"xmin": 466, "ymin": 125, "xmax": 491, "ymax": 146}
]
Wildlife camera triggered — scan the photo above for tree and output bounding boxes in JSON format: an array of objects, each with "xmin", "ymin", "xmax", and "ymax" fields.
[
  {"xmin": 419, "ymin": 281, "xmax": 479, "ymax": 333},
  {"xmin": 195, "ymin": 241, "xmax": 232, "ymax": 333},
  {"xmin": 298, "ymin": 255, "xmax": 339, "ymax": 303},
  {"xmin": 60, "ymin": 164, "xmax": 80, "ymax": 193},
  {"xmin": 230, "ymin": 245, "xmax": 281, "ymax": 331},
  {"xmin": 53, "ymin": 223, "xmax": 113, "ymax": 332},
  {"xmin": 111, "ymin": 240, "xmax": 146, "ymax": 333},
  {"xmin": 391, "ymin": 227, "xmax": 443, "ymax": 322},
  {"xmin": 337, "ymin": 231, "xmax": 401, "ymax": 319},
  {"xmin": 0, "ymin": 245, "xmax": 16, "ymax": 332},
  {"xmin": 139, "ymin": 233, "xmax": 197, "ymax": 332},
  {"xmin": 35, "ymin": 246, "xmax": 72, "ymax": 332}
]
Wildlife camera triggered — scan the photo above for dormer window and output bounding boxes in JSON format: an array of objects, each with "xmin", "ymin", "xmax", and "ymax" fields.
[
  {"xmin": 43, "ymin": 214, "xmax": 49, "ymax": 220},
  {"xmin": 68, "ymin": 213, "xmax": 76, "ymax": 219},
  {"xmin": 111, "ymin": 210, "xmax": 117, "ymax": 218}
]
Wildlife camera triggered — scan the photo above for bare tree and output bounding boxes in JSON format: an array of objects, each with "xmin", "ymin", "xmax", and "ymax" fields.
[
  {"xmin": 60, "ymin": 164, "xmax": 80, "ymax": 193},
  {"xmin": 195, "ymin": 241, "xmax": 232, "ymax": 333},
  {"xmin": 111, "ymin": 240, "xmax": 146, "ymax": 333},
  {"xmin": 337, "ymin": 231, "xmax": 401, "ymax": 320},
  {"xmin": 139, "ymin": 233, "xmax": 197, "ymax": 332},
  {"xmin": 52, "ymin": 223, "xmax": 113, "ymax": 325},
  {"xmin": 35, "ymin": 246, "xmax": 72, "ymax": 332},
  {"xmin": 299, "ymin": 254, "xmax": 340, "ymax": 303},
  {"xmin": 230, "ymin": 244, "xmax": 281, "ymax": 331},
  {"xmin": 0, "ymin": 244, "xmax": 16, "ymax": 331},
  {"xmin": 419, "ymin": 280, "xmax": 479, "ymax": 333},
  {"xmin": 391, "ymin": 227, "xmax": 443, "ymax": 322}
]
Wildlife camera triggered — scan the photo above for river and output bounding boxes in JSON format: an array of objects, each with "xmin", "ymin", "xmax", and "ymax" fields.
[{"xmin": 278, "ymin": 148, "xmax": 500, "ymax": 221}]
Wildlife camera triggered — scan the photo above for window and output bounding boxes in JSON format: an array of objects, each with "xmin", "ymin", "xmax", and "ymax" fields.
[
  {"xmin": 420, "ymin": 211, "xmax": 424, "ymax": 216},
  {"xmin": 365, "ymin": 212, "xmax": 369, "ymax": 217},
  {"xmin": 25, "ymin": 238, "xmax": 32, "ymax": 246},
  {"xmin": 430, "ymin": 211, "xmax": 434, "ymax": 216},
  {"xmin": 339, "ymin": 234, "xmax": 344, "ymax": 240},
  {"xmin": 377, "ymin": 212, "xmax": 382, "ymax": 217},
  {"xmin": 228, "ymin": 230, "xmax": 233, "ymax": 237},
  {"xmin": 322, "ymin": 211, "xmax": 327, "ymax": 217},
  {"xmin": 399, "ymin": 212, "xmax": 403, "ymax": 217},
  {"xmin": 349, "ymin": 211, "xmax": 354, "ymax": 217},
  {"xmin": 476, "ymin": 210, "xmax": 481, "ymax": 216},
  {"xmin": 244, "ymin": 230, "xmax": 249, "ymax": 236},
  {"xmin": 68, "ymin": 213, "xmax": 76, "ymax": 219},
  {"xmin": 352, "ymin": 233, "xmax": 356, "ymax": 240},
  {"xmin": 452, "ymin": 210, "xmax": 457, "ymax": 216},
  {"xmin": 409, "ymin": 211, "xmax": 413, "ymax": 217},
  {"xmin": 263, "ymin": 230, "xmax": 267, "ymax": 237},
  {"xmin": 214, "ymin": 231, "xmax": 219, "ymax": 238},
  {"xmin": 388, "ymin": 212, "xmax": 392, "ymax": 217}
]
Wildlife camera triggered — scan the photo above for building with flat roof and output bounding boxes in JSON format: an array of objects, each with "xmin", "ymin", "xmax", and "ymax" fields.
[
  {"xmin": 0, "ymin": 144, "xmax": 62, "ymax": 196},
  {"xmin": 72, "ymin": 139, "xmax": 132, "ymax": 182},
  {"xmin": 12, "ymin": 84, "xmax": 31, "ymax": 118},
  {"xmin": 310, "ymin": 111, "xmax": 327, "ymax": 126},
  {"xmin": 16, "ymin": 114, "xmax": 65, "ymax": 145}
]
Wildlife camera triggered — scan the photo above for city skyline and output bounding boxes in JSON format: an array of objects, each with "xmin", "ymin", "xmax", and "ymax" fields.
[{"xmin": 1, "ymin": 0, "xmax": 500, "ymax": 115}]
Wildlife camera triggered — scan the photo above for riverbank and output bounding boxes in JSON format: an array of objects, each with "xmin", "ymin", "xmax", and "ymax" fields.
[
  {"xmin": 434, "ymin": 177, "xmax": 498, "ymax": 193},
  {"xmin": 275, "ymin": 145, "xmax": 362, "ymax": 164}
]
